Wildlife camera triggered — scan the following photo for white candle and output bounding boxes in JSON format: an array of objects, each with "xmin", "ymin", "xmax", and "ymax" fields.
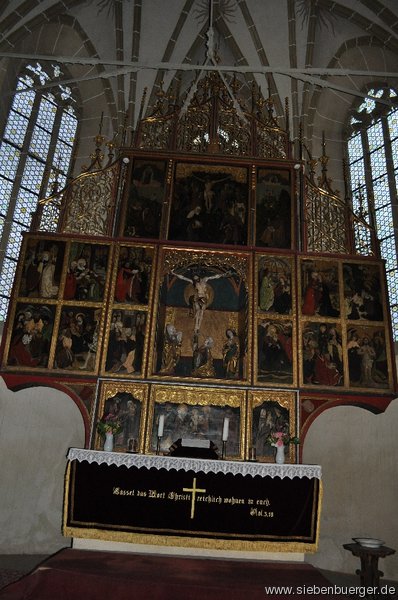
[
  {"xmin": 158, "ymin": 414, "xmax": 165, "ymax": 437},
  {"xmin": 222, "ymin": 417, "xmax": 229, "ymax": 441}
]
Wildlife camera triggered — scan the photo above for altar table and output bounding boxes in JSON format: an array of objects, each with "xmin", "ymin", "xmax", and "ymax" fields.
[{"xmin": 63, "ymin": 449, "xmax": 322, "ymax": 553}]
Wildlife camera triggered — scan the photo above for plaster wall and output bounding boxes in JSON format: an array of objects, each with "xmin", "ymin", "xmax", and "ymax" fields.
[
  {"xmin": 304, "ymin": 399, "xmax": 398, "ymax": 580},
  {"xmin": 0, "ymin": 378, "xmax": 84, "ymax": 554}
]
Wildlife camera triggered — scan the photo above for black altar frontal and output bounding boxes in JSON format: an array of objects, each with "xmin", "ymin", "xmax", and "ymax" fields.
[{"xmin": 64, "ymin": 449, "xmax": 322, "ymax": 553}]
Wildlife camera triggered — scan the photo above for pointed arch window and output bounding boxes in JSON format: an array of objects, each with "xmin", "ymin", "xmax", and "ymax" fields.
[
  {"xmin": 0, "ymin": 63, "xmax": 78, "ymax": 319},
  {"xmin": 347, "ymin": 87, "xmax": 398, "ymax": 341}
]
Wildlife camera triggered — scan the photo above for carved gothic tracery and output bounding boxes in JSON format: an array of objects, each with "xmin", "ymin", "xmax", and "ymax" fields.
[{"xmin": 60, "ymin": 163, "xmax": 119, "ymax": 236}]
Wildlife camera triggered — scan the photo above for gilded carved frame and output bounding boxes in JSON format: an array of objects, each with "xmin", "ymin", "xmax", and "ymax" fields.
[
  {"xmin": 94, "ymin": 381, "xmax": 149, "ymax": 453},
  {"xmin": 148, "ymin": 246, "xmax": 252, "ymax": 384}
]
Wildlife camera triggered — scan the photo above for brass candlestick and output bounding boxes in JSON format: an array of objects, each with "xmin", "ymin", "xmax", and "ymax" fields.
[
  {"xmin": 156, "ymin": 436, "xmax": 162, "ymax": 455},
  {"xmin": 221, "ymin": 440, "xmax": 227, "ymax": 459}
]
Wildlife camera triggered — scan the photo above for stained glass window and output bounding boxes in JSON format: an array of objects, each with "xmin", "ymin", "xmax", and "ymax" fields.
[
  {"xmin": 0, "ymin": 63, "xmax": 78, "ymax": 320},
  {"xmin": 348, "ymin": 88, "xmax": 398, "ymax": 340}
]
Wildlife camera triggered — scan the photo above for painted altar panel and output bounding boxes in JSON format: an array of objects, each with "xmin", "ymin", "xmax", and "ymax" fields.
[
  {"xmin": 1, "ymin": 234, "xmax": 113, "ymax": 375},
  {"xmin": 6, "ymin": 302, "xmax": 57, "ymax": 369},
  {"xmin": 247, "ymin": 390, "xmax": 297, "ymax": 463},
  {"xmin": 63, "ymin": 241, "xmax": 110, "ymax": 302},
  {"xmin": 148, "ymin": 246, "xmax": 251, "ymax": 383},
  {"xmin": 254, "ymin": 253, "xmax": 296, "ymax": 387},
  {"xmin": 121, "ymin": 158, "xmax": 168, "ymax": 239},
  {"xmin": 342, "ymin": 261, "xmax": 384, "ymax": 322},
  {"xmin": 52, "ymin": 305, "xmax": 106, "ymax": 373},
  {"xmin": 146, "ymin": 384, "xmax": 246, "ymax": 460},
  {"xmin": 102, "ymin": 307, "xmax": 149, "ymax": 376},
  {"xmin": 94, "ymin": 381, "xmax": 149, "ymax": 454},
  {"xmin": 17, "ymin": 236, "xmax": 66, "ymax": 300},
  {"xmin": 298, "ymin": 256, "xmax": 394, "ymax": 392},
  {"xmin": 100, "ymin": 243, "xmax": 156, "ymax": 378},
  {"xmin": 256, "ymin": 254, "xmax": 294, "ymax": 316},
  {"xmin": 300, "ymin": 258, "xmax": 340, "ymax": 319},
  {"xmin": 167, "ymin": 162, "xmax": 249, "ymax": 246},
  {"xmin": 346, "ymin": 324, "xmax": 391, "ymax": 390},
  {"xmin": 111, "ymin": 244, "xmax": 155, "ymax": 306},
  {"xmin": 301, "ymin": 321, "xmax": 344, "ymax": 388},
  {"xmin": 256, "ymin": 317, "xmax": 295, "ymax": 386},
  {"xmin": 255, "ymin": 167, "xmax": 293, "ymax": 249}
]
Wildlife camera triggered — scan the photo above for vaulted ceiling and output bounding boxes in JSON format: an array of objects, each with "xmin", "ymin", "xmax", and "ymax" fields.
[{"xmin": 1, "ymin": 0, "xmax": 398, "ymax": 184}]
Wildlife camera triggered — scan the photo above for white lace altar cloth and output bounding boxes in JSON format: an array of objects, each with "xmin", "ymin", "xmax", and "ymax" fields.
[{"xmin": 67, "ymin": 448, "xmax": 321, "ymax": 480}]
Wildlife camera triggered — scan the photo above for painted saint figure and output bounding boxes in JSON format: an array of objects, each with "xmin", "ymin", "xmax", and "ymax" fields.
[
  {"xmin": 192, "ymin": 335, "xmax": 215, "ymax": 377},
  {"xmin": 38, "ymin": 251, "xmax": 59, "ymax": 298},
  {"xmin": 222, "ymin": 328, "xmax": 240, "ymax": 378},
  {"xmin": 357, "ymin": 337, "xmax": 376, "ymax": 385},
  {"xmin": 302, "ymin": 271, "xmax": 321, "ymax": 316},
  {"xmin": 159, "ymin": 324, "xmax": 183, "ymax": 375},
  {"xmin": 115, "ymin": 262, "xmax": 140, "ymax": 303},
  {"xmin": 259, "ymin": 268, "xmax": 274, "ymax": 311}
]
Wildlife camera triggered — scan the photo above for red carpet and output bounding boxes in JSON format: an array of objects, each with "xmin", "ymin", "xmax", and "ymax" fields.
[{"xmin": 0, "ymin": 548, "xmax": 347, "ymax": 600}]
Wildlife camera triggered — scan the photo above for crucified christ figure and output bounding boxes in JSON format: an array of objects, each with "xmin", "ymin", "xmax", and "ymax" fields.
[
  {"xmin": 192, "ymin": 174, "xmax": 231, "ymax": 213},
  {"xmin": 171, "ymin": 269, "xmax": 233, "ymax": 334}
]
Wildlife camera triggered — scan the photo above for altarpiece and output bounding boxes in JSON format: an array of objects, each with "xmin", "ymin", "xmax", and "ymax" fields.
[{"xmin": 0, "ymin": 71, "xmax": 396, "ymax": 552}]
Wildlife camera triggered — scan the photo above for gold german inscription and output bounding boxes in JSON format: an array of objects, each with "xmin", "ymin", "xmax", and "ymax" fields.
[{"xmin": 111, "ymin": 485, "xmax": 275, "ymax": 519}]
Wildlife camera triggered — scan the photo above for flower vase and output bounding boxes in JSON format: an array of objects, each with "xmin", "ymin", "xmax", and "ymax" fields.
[
  {"xmin": 103, "ymin": 432, "xmax": 114, "ymax": 452},
  {"xmin": 275, "ymin": 444, "xmax": 285, "ymax": 465}
]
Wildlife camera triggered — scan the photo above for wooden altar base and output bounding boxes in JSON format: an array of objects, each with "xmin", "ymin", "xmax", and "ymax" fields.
[{"xmin": 0, "ymin": 548, "xmax": 349, "ymax": 600}]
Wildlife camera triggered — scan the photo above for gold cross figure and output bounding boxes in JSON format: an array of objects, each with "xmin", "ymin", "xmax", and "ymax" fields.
[{"xmin": 183, "ymin": 477, "xmax": 206, "ymax": 519}]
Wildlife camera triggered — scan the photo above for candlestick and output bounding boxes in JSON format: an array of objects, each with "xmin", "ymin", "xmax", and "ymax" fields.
[
  {"xmin": 156, "ymin": 436, "xmax": 161, "ymax": 455},
  {"xmin": 222, "ymin": 417, "xmax": 229, "ymax": 442},
  {"xmin": 249, "ymin": 446, "xmax": 257, "ymax": 461},
  {"xmin": 127, "ymin": 438, "xmax": 138, "ymax": 453},
  {"xmin": 222, "ymin": 440, "xmax": 227, "ymax": 460}
]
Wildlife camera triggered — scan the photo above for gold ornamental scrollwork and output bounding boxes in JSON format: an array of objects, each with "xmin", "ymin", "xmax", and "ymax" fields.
[
  {"xmin": 161, "ymin": 248, "xmax": 249, "ymax": 283},
  {"xmin": 139, "ymin": 117, "xmax": 174, "ymax": 150},
  {"xmin": 175, "ymin": 163, "xmax": 247, "ymax": 183},
  {"xmin": 99, "ymin": 381, "xmax": 148, "ymax": 404},
  {"xmin": 305, "ymin": 179, "xmax": 348, "ymax": 254},
  {"xmin": 151, "ymin": 384, "xmax": 245, "ymax": 407},
  {"xmin": 61, "ymin": 163, "xmax": 119, "ymax": 236}
]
